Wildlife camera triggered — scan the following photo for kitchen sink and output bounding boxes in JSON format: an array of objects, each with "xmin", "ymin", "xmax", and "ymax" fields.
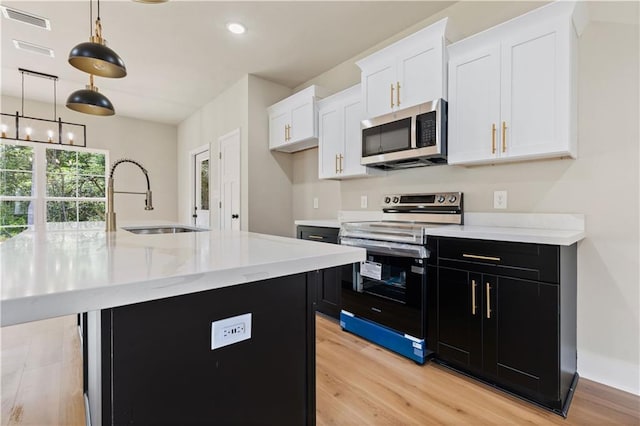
[{"xmin": 123, "ymin": 226, "xmax": 206, "ymax": 235}]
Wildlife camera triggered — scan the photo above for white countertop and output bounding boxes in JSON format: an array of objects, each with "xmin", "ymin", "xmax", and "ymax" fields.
[
  {"xmin": 425, "ymin": 225, "xmax": 584, "ymax": 245},
  {"xmin": 0, "ymin": 222, "xmax": 365, "ymax": 327},
  {"xmin": 296, "ymin": 212, "xmax": 585, "ymax": 246}
]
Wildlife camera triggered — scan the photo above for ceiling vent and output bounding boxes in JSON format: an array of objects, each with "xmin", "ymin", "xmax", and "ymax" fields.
[
  {"xmin": 13, "ymin": 40, "xmax": 55, "ymax": 58},
  {"xmin": 1, "ymin": 6, "xmax": 51, "ymax": 30}
]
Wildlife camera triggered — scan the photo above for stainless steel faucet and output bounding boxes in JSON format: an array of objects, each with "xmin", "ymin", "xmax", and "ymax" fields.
[{"xmin": 106, "ymin": 159, "xmax": 154, "ymax": 232}]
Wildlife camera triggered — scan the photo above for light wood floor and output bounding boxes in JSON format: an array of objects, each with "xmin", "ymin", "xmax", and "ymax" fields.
[{"xmin": 1, "ymin": 314, "xmax": 639, "ymax": 425}]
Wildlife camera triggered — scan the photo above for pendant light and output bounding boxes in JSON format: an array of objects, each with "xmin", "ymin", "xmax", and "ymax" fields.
[
  {"xmin": 66, "ymin": 74, "xmax": 115, "ymax": 116},
  {"xmin": 68, "ymin": 0, "xmax": 126, "ymax": 78}
]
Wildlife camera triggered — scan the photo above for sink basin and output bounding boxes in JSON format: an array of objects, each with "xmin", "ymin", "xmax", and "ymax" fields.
[{"xmin": 123, "ymin": 226, "xmax": 206, "ymax": 235}]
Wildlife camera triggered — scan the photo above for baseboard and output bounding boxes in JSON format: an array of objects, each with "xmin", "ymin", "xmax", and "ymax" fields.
[{"xmin": 578, "ymin": 350, "xmax": 640, "ymax": 395}]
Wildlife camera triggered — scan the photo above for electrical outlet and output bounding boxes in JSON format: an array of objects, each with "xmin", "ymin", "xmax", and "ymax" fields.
[
  {"xmin": 494, "ymin": 191, "xmax": 508, "ymax": 209},
  {"xmin": 313, "ymin": 197, "xmax": 319, "ymax": 209},
  {"xmin": 360, "ymin": 195, "xmax": 368, "ymax": 209},
  {"xmin": 211, "ymin": 313, "xmax": 252, "ymax": 350}
]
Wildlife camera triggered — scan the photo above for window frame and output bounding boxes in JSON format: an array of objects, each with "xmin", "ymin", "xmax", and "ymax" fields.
[{"xmin": 0, "ymin": 139, "xmax": 108, "ymax": 234}]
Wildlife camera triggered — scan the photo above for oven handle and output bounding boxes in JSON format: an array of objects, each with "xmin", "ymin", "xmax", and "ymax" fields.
[{"xmin": 340, "ymin": 237, "xmax": 429, "ymax": 259}]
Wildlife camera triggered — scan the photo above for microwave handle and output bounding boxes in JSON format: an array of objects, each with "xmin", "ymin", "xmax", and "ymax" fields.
[
  {"xmin": 410, "ymin": 115, "xmax": 417, "ymax": 149},
  {"xmin": 341, "ymin": 237, "xmax": 429, "ymax": 259}
]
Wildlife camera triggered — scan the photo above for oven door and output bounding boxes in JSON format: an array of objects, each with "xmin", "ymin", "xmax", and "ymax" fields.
[{"xmin": 340, "ymin": 237, "xmax": 428, "ymax": 338}]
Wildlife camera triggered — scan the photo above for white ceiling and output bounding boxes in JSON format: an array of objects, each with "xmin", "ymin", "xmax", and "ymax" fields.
[{"xmin": 0, "ymin": 1, "xmax": 455, "ymax": 125}]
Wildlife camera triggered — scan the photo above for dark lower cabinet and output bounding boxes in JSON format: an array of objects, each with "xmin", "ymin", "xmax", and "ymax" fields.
[
  {"xmin": 431, "ymin": 237, "xmax": 578, "ymax": 417},
  {"xmin": 297, "ymin": 225, "xmax": 342, "ymax": 319}
]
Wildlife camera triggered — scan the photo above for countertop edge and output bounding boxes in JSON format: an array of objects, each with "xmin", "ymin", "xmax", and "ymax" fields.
[{"xmin": 1, "ymin": 247, "xmax": 365, "ymax": 327}]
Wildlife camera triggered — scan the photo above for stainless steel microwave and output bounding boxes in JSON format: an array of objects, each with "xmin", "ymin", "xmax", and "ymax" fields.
[{"xmin": 361, "ymin": 99, "xmax": 447, "ymax": 170}]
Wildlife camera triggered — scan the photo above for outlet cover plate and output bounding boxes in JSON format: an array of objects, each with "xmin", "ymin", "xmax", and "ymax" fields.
[
  {"xmin": 360, "ymin": 195, "xmax": 368, "ymax": 209},
  {"xmin": 313, "ymin": 197, "xmax": 319, "ymax": 209},
  {"xmin": 211, "ymin": 313, "xmax": 252, "ymax": 350},
  {"xmin": 494, "ymin": 190, "xmax": 508, "ymax": 209}
]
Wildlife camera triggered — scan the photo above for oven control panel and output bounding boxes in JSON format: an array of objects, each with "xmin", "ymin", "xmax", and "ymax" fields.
[{"xmin": 382, "ymin": 192, "xmax": 462, "ymax": 208}]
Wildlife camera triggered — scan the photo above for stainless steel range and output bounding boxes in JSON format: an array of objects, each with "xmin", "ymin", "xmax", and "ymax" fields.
[{"xmin": 339, "ymin": 192, "xmax": 463, "ymax": 364}]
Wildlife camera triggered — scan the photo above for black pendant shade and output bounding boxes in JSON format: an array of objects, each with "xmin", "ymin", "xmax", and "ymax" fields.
[
  {"xmin": 68, "ymin": 41, "xmax": 126, "ymax": 78},
  {"xmin": 66, "ymin": 77, "xmax": 114, "ymax": 116}
]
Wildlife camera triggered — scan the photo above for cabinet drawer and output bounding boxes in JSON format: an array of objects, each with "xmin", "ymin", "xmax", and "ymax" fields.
[
  {"xmin": 297, "ymin": 226, "xmax": 339, "ymax": 244},
  {"xmin": 437, "ymin": 237, "xmax": 559, "ymax": 284}
]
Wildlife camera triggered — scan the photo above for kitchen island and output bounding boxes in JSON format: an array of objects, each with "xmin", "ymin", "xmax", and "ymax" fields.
[{"xmin": 0, "ymin": 222, "xmax": 365, "ymax": 425}]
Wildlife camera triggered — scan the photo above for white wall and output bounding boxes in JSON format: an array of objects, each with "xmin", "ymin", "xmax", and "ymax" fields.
[
  {"xmin": 290, "ymin": 3, "xmax": 640, "ymax": 394},
  {"xmin": 1, "ymin": 95, "xmax": 178, "ymax": 223},
  {"xmin": 176, "ymin": 77, "xmax": 247, "ymax": 228},
  {"xmin": 177, "ymin": 75, "xmax": 294, "ymax": 236},
  {"xmin": 247, "ymin": 75, "xmax": 294, "ymax": 236}
]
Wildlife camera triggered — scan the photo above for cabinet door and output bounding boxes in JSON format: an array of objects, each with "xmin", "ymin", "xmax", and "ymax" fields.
[
  {"xmin": 361, "ymin": 58, "xmax": 396, "ymax": 119},
  {"xmin": 487, "ymin": 276, "xmax": 559, "ymax": 402},
  {"xmin": 316, "ymin": 267, "xmax": 341, "ymax": 319},
  {"xmin": 341, "ymin": 98, "xmax": 366, "ymax": 177},
  {"xmin": 269, "ymin": 109, "xmax": 289, "ymax": 149},
  {"xmin": 437, "ymin": 268, "xmax": 482, "ymax": 371},
  {"xmin": 500, "ymin": 22, "xmax": 565, "ymax": 159},
  {"xmin": 318, "ymin": 105, "xmax": 342, "ymax": 179},
  {"xmin": 447, "ymin": 45, "xmax": 501, "ymax": 164},
  {"xmin": 396, "ymin": 37, "xmax": 444, "ymax": 110},
  {"xmin": 290, "ymin": 98, "xmax": 315, "ymax": 143}
]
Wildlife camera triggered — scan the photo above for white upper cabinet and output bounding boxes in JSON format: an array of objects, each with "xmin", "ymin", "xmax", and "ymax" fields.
[
  {"xmin": 357, "ymin": 18, "xmax": 449, "ymax": 119},
  {"xmin": 318, "ymin": 85, "xmax": 383, "ymax": 180},
  {"xmin": 448, "ymin": 1, "xmax": 588, "ymax": 165},
  {"xmin": 268, "ymin": 85, "xmax": 327, "ymax": 153}
]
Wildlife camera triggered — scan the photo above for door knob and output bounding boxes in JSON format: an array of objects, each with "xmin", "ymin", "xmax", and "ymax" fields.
[{"xmin": 231, "ymin": 214, "xmax": 239, "ymax": 219}]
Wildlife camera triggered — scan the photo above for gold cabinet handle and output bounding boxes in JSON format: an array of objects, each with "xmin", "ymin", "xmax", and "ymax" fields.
[
  {"xmin": 396, "ymin": 82, "xmax": 401, "ymax": 107},
  {"xmin": 502, "ymin": 121, "xmax": 507, "ymax": 153},
  {"xmin": 462, "ymin": 253, "xmax": 501, "ymax": 262},
  {"xmin": 339, "ymin": 154, "xmax": 344, "ymax": 172},
  {"xmin": 486, "ymin": 283, "xmax": 492, "ymax": 319},
  {"xmin": 491, "ymin": 123, "xmax": 496, "ymax": 154},
  {"xmin": 335, "ymin": 154, "xmax": 339, "ymax": 174},
  {"xmin": 307, "ymin": 235, "xmax": 324, "ymax": 240},
  {"xmin": 390, "ymin": 83, "xmax": 395, "ymax": 109},
  {"xmin": 284, "ymin": 125, "xmax": 288, "ymax": 141},
  {"xmin": 471, "ymin": 279, "xmax": 477, "ymax": 316}
]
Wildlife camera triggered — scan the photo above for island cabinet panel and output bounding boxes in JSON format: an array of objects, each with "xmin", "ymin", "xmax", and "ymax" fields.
[
  {"xmin": 297, "ymin": 225, "xmax": 343, "ymax": 319},
  {"xmin": 99, "ymin": 273, "xmax": 316, "ymax": 426},
  {"xmin": 431, "ymin": 237, "xmax": 578, "ymax": 417}
]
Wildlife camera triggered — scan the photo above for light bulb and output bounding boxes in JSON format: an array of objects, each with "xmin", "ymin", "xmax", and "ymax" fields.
[
  {"xmin": 67, "ymin": 132, "xmax": 74, "ymax": 145},
  {"xmin": 25, "ymin": 127, "xmax": 32, "ymax": 141},
  {"xmin": 47, "ymin": 130, "xmax": 54, "ymax": 143},
  {"xmin": 1, "ymin": 124, "xmax": 6, "ymax": 138},
  {"xmin": 226, "ymin": 22, "xmax": 246, "ymax": 35}
]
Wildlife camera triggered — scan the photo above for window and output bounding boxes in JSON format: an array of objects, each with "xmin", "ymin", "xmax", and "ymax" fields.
[
  {"xmin": 0, "ymin": 144, "xmax": 34, "ymax": 240},
  {"xmin": 0, "ymin": 141, "xmax": 107, "ymax": 242}
]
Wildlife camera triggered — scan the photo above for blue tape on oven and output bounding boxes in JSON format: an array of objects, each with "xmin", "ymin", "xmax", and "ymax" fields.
[{"xmin": 339, "ymin": 311, "xmax": 426, "ymax": 364}]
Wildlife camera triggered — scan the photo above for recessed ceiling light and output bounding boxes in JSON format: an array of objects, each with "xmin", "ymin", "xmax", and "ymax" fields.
[{"xmin": 226, "ymin": 22, "xmax": 246, "ymax": 35}]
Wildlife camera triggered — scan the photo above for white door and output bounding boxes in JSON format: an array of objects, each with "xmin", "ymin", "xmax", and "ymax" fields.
[
  {"xmin": 447, "ymin": 45, "xmax": 501, "ymax": 165},
  {"xmin": 194, "ymin": 149, "xmax": 210, "ymax": 228},
  {"xmin": 318, "ymin": 105, "xmax": 341, "ymax": 179},
  {"xmin": 289, "ymin": 98, "xmax": 315, "ymax": 144},
  {"xmin": 341, "ymin": 98, "xmax": 366, "ymax": 177},
  {"xmin": 361, "ymin": 58, "xmax": 396, "ymax": 118},
  {"xmin": 218, "ymin": 129, "xmax": 241, "ymax": 231},
  {"xmin": 396, "ymin": 37, "xmax": 443, "ymax": 110},
  {"xmin": 501, "ymin": 22, "xmax": 560, "ymax": 159},
  {"xmin": 269, "ymin": 109, "xmax": 289, "ymax": 149}
]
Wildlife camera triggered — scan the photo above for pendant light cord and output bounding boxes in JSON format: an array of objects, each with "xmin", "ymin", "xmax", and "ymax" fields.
[{"xmin": 89, "ymin": 0, "xmax": 92, "ymax": 37}]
